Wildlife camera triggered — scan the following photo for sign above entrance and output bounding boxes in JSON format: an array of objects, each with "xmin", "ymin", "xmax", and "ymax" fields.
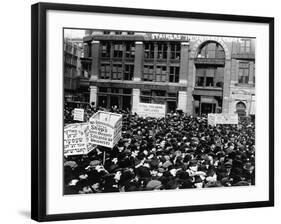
[
  {"xmin": 208, "ymin": 113, "xmax": 238, "ymax": 126},
  {"xmin": 137, "ymin": 103, "xmax": 166, "ymax": 118},
  {"xmin": 146, "ymin": 33, "xmax": 190, "ymax": 41}
]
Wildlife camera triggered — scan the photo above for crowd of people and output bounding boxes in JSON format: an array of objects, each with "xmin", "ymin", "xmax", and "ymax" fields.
[{"xmin": 64, "ymin": 103, "xmax": 255, "ymax": 195}]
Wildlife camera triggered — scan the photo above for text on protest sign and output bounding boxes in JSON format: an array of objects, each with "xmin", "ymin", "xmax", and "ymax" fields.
[
  {"xmin": 73, "ymin": 108, "xmax": 84, "ymax": 121},
  {"xmin": 64, "ymin": 123, "xmax": 96, "ymax": 156},
  {"xmin": 208, "ymin": 113, "xmax": 238, "ymax": 126},
  {"xmin": 137, "ymin": 103, "xmax": 166, "ymax": 118},
  {"xmin": 208, "ymin": 114, "xmax": 217, "ymax": 126},
  {"xmin": 89, "ymin": 111, "xmax": 122, "ymax": 148},
  {"xmin": 64, "ymin": 123, "xmax": 87, "ymax": 156}
]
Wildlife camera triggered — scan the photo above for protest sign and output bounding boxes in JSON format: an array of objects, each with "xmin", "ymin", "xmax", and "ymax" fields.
[
  {"xmin": 89, "ymin": 111, "xmax": 122, "ymax": 148},
  {"xmin": 137, "ymin": 103, "xmax": 166, "ymax": 118},
  {"xmin": 64, "ymin": 123, "xmax": 96, "ymax": 156},
  {"xmin": 208, "ymin": 114, "xmax": 217, "ymax": 126},
  {"xmin": 208, "ymin": 113, "xmax": 238, "ymax": 126},
  {"xmin": 64, "ymin": 123, "xmax": 88, "ymax": 156},
  {"xmin": 73, "ymin": 108, "xmax": 84, "ymax": 121}
]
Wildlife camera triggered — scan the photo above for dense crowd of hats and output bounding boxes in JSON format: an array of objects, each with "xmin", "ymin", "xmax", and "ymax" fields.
[{"xmin": 64, "ymin": 104, "xmax": 255, "ymax": 194}]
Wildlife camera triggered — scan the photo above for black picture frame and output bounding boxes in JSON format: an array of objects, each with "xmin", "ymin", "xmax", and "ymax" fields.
[{"xmin": 31, "ymin": 2, "xmax": 274, "ymax": 222}]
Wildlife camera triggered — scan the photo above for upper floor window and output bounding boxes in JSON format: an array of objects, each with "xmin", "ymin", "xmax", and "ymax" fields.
[
  {"xmin": 100, "ymin": 63, "xmax": 111, "ymax": 79},
  {"xmin": 155, "ymin": 66, "xmax": 167, "ymax": 82},
  {"xmin": 125, "ymin": 42, "xmax": 135, "ymax": 58},
  {"xmin": 195, "ymin": 67, "xmax": 224, "ymax": 87},
  {"xmin": 240, "ymin": 39, "xmax": 251, "ymax": 53},
  {"xmin": 144, "ymin": 43, "xmax": 154, "ymax": 59},
  {"xmin": 238, "ymin": 62, "xmax": 249, "ymax": 84},
  {"xmin": 197, "ymin": 42, "xmax": 225, "ymax": 59},
  {"xmin": 113, "ymin": 43, "xmax": 123, "ymax": 58},
  {"xmin": 124, "ymin": 64, "xmax": 134, "ymax": 80},
  {"xmin": 100, "ymin": 63, "xmax": 134, "ymax": 80},
  {"xmin": 115, "ymin": 31, "xmax": 122, "ymax": 35},
  {"xmin": 157, "ymin": 43, "xmax": 168, "ymax": 59},
  {"xmin": 112, "ymin": 64, "xmax": 122, "ymax": 80},
  {"xmin": 103, "ymin": 31, "xmax": 110, "ymax": 35},
  {"xmin": 170, "ymin": 43, "xmax": 181, "ymax": 60},
  {"xmin": 101, "ymin": 42, "xmax": 111, "ymax": 58},
  {"xmin": 169, "ymin": 66, "xmax": 180, "ymax": 82},
  {"xmin": 143, "ymin": 65, "xmax": 154, "ymax": 81}
]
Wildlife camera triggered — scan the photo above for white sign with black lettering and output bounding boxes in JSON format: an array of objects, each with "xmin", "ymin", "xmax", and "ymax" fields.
[
  {"xmin": 89, "ymin": 111, "xmax": 122, "ymax": 148},
  {"xmin": 137, "ymin": 103, "xmax": 166, "ymax": 118},
  {"xmin": 208, "ymin": 113, "xmax": 238, "ymax": 126},
  {"xmin": 73, "ymin": 108, "xmax": 84, "ymax": 121},
  {"xmin": 64, "ymin": 123, "xmax": 96, "ymax": 156}
]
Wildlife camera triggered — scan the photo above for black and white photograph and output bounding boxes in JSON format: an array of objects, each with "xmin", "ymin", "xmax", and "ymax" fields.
[{"xmin": 63, "ymin": 29, "xmax": 256, "ymax": 195}]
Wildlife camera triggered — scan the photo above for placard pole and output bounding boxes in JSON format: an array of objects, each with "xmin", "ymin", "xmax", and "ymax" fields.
[{"xmin": 103, "ymin": 150, "xmax": 106, "ymax": 165}]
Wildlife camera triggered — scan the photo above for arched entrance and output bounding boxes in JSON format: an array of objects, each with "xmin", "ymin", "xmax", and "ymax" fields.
[{"xmin": 236, "ymin": 101, "xmax": 247, "ymax": 117}]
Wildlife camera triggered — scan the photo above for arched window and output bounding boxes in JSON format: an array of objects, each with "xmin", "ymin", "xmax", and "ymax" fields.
[
  {"xmin": 195, "ymin": 41, "xmax": 225, "ymax": 88},
  {"xmin": 197, "ymin": 42, "xmax": 225, "ymax": 59},
  {"xmin": 236, "ymin": 102, "xmax": 246, "ymax": 117}
]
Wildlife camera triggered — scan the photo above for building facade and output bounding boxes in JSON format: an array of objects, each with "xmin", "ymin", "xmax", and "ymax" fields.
[
  {"xmin": 80, "ymin": 30, "xmax": 255, "ymax": 117},
  {"xmin": 64, "ymin": 38, "xmax": 89, "ymax": 104}
]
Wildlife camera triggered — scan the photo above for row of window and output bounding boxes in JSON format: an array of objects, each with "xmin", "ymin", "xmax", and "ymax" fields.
[
  {"xmin": 103, "ymin": 31, "xmax": 135, "ymax": 35},
  {"xmin": 144, "ymin": 42, "xmax": 181, "ymax": 60},
  {"xmin": 195, "ymin": 67, "xmax": 224, "ymax": 87},
  {"xmin": 64, "ymin": 65, "xmax": 78, "ymax": 77},
  {"xmin": 85, "ymin": 39, "xmax": 254, "ymax": 59},
  {"xmin": 101, "ymin": 42, "xmax": 135, "ymax": 59},
  {"xmin": 239, "ymin": 39, "xmax": 252, "ymax": 54},
  {"xmin": 64, "ymin": 54, "xmax": 78, "ymax": 66},
  {"xmin": 99, "ymin": 63, "xmax": 180, "ymax": 82},
  {"xmin": 195, "ymin": 61, "xmax": 254, "ymax": 87},
  {"xmin": 143, "ymin": 65, "xmax": 179, "ymax": 82},
  {"xmin": 64, "ymin": 43, "xmax": 79, "ymax": 55},
  {"xmin": 100, "ymin": 41, "xmax": 181, "ymax": 60},
  {"xmin": 100, "ymin": 64, "xmax": 134, "ymax": 80},
  {"xmin": 98, "ymin": 62, "xmax": 253, "ymax": 84}
]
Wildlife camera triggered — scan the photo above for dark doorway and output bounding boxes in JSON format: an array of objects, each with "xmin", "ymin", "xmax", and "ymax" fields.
[
  {"xmin": 98, "ymin": 95, "xmax": 107, "ymax": 108},
  {"xmin": 167, "ymin": 101, "xmax": 177, "ymax": 113},
  {"xmin": 122, "ymin": 96, "xmax": 131, "ymax": 110},
  {"xmin": 201, "ymin": 103, "xmax": 216, "ymax": 115},
  {"xmin": 110, "ymin": 96, "xmax": 119, "ymax": 108}
]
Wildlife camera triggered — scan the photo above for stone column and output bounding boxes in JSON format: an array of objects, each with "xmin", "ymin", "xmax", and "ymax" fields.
[
  {"xmin": 248, "ymin": 61, "xmax": 254, "ymax": 84},
  {"xmin": 89, "ymin": 86, "xmax": 97, "ymax": 106},
  {"xmin": 222, "ymin": 59, "xmax": 232, "ymax": 113},
  {"xmin": 132, "ymin": 89, "xmax": 140, "ymax": 114},
  {"xmin": 133, "ymin": 41, "xmax": 143, "ymax": 81},
  {"xmin": 178, "ymin": 91, "xmax": 187, "ymax": 113},
  {"xmin": 179, "ymin": 42, "xmax": 189, "ymax": 85},
  {"xmin": 230, "ymin": 59, "xmax": 238, "ymax": 85},
  {"xmin": 179, "ymin": 42, "xmax": 193, "ymax": 115},
  {"xmin": 186, "ymin": 58, "xmax": 195, "ymax": 116},
  {"xmin": 90, "ymin": 40, "xmax": 100, "ymax": 82}
]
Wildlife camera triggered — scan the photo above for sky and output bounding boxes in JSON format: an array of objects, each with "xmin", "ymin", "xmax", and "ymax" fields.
[{"xmin": 64, "ymin": 29, "xmax": 86, "ymax": 38}]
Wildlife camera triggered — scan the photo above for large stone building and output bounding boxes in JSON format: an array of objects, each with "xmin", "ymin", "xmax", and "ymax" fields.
[
  {"xmin": 63, "ymin": 38, "xmax": 87, "ymax": 104},
  {"xmin": 79, "ymin": 30, "xmax": 255, "ymax": 117}
]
